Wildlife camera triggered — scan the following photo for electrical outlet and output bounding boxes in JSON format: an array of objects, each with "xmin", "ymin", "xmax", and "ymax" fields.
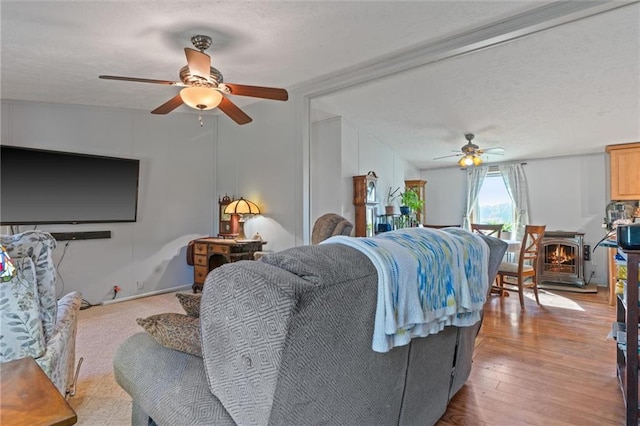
[{"xmin": 136, "ymin": 281, "xmax": 144, "ymax": 289}]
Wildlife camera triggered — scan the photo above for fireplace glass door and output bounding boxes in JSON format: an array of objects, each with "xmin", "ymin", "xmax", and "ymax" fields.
[
  {"xmin": 537, "ymin": 232, "xmax": 585, "ymax": 287},
  {"xmin": 541, "ymin": 243, "xmax": 578, "ymax": 275}
]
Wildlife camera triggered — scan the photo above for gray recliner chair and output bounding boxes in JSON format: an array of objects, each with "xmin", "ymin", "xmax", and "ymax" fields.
[
  {"xmin": 254, "ymin": 213, "xmax": 353, "ymax": 260},
  {"xmin": 311, "ymin": 213, "xmax": 354, "ymax": 244}
]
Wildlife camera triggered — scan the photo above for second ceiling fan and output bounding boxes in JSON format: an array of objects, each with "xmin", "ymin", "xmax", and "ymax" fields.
[
  {"xmin": 433, "ymin": 133, "xmax": 505, "ymax": 167},
  {"xmin": 99, "ymin": 35, "xmax": 288, "ymax": 125}
]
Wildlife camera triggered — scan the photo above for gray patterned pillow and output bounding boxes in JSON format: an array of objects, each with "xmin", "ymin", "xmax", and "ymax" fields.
[
  {"xmin": 136, "ymin": 313, "xmax": 202, "ymax": 357},
  {"xmin": 176, "ymin": 292, "xmax": 201, "ymax": 317},
  {"xmin": 0, "ymin": 256, "xmax": 46, "ymax": 362},
  {"xmin": 0, "ymin": 231, "xmax": 57, "ymax": 341}
]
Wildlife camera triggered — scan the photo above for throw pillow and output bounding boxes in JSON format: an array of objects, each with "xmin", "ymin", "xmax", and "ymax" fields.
[
  {"xmin": 176, "ymin": 292, "xmax": 201, "ymax": 317},
  {"xmin": 0, "ymin": 256, "xmax": 46, "ymax": 362},
  {"xmin": 0, "ymin": 231, "xmax": 58, "ymax": 341},
  {"xmin": 136, "ymin": 313, "xmax": 202, "ymax": 357}
]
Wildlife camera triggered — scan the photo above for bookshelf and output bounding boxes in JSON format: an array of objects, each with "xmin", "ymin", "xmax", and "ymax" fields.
[{"xmin": 616, "ymin": 249, "xmax": 640, "ymax": 425}]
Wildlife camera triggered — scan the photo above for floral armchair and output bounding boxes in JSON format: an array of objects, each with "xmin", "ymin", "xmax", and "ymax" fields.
[{"xmin": 0, "ymin": 230, "xmax": 82, "ymax": 396}]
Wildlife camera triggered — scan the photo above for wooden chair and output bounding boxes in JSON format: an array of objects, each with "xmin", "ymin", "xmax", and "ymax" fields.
[
  {"xmin": 495, "ymin": 224, "xmax": 546, "ymax": 308},
  {"xmin": 471, "ymin": 223, "xmax": 503, "ymax": 238}
]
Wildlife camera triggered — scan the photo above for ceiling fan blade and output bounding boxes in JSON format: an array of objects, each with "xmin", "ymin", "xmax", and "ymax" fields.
[
  {"xmin": 433, "ymin": 154, "xmax": 462, "ymax": 160},
  {"xmin": 217, "ymin": 96, "xmax": 252, "ymax": 125},
  {"xmin": 482, "ymin": 147, "xmax": 506, "ymax": 153},
  {"xmin": 184, "ymin": 48, "xmax": 211, "ymax": 79},
  {"xmin": 225, "ymin": 83, "xmax": 288, "ymax": 101},
  {"xmin": 99, "ymin": 75, "xmax": 179, "ymax": 85},
  {"xmin": 151, "ymin": 94, "xmax": 184, "ymax": 115}
]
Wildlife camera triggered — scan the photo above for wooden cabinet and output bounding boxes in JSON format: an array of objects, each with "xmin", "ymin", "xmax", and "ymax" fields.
[
  {"xmin": 606, "ymin": 142, "xmax": 640, "ymax": 200},
  {"xmin": 404, "ymin": 179, "xmax": 427, "ymax": 224}
]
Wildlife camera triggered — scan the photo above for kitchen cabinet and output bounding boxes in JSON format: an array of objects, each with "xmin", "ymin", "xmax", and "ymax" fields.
[{"xmin": 606, "ymin": 142, "xmax": 640, "ymax": 200}]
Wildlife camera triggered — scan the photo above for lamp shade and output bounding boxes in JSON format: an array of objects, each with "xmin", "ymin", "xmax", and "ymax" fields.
[
  {"xmin": 180, "ymin": 87, "xmax": 223, "ymax": 111},
  {"xmin": 459, "ymin": 155, "xmax": 473, "ymax": 167},
  {"xmin": 458, "ymin": 154, "xmax": 482, "ymax": 167},
  {"xmin": 224, "ymin": 198, "xmax": 260, "ymax": 215}
]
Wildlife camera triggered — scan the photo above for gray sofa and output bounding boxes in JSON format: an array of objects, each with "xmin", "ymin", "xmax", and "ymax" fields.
[{"xmin": 114, "ymin": 235, "xmax": 507, "ymax": 426}]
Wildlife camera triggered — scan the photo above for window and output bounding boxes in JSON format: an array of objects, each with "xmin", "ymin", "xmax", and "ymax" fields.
[{"xmin": 474, "ymin": 171, "xmax": 515, "ymax": 232}]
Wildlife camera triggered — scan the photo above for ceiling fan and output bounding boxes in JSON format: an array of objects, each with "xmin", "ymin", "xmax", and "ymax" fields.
[
  {"xmin": 99, "ymin": 35, "xmax": 288, "ymax": 125},
  {"xmin": 433, "ymin": 133, "xmax": 505, "ymax": 167}
]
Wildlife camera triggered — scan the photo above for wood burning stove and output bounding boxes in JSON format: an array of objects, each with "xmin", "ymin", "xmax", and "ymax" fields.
[{"xmin": 537, "ymin": 231, "xmax": 585, "ymax": 288}]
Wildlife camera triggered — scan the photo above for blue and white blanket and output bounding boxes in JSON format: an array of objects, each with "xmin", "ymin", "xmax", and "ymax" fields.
[{"xmin": 322, "ymin": 227, "xmax": 489, "ymax": 353}]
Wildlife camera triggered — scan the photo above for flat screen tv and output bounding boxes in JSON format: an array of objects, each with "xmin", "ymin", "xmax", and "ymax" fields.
[{"xmin": 1, "ymin": 146, "xmax": 140, "ymax": 225}]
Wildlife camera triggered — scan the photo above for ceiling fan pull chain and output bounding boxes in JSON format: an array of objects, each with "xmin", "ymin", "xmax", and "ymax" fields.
[{"xmin": 199, "ymin": 112, "xmax": 204, "ymax": 127}]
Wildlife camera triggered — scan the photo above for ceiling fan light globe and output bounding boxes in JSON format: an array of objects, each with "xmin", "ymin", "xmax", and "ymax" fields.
[
  {"xmin": 463, "ymin": 155, "xmax": 474, "ymax": 166},
  {"xmin": 473, "ymin": 156, "xmax": 483, "ymax": 166},
  {"xmin": 180, "ymin": 87, "xmax": 222, "ymax": 110}
]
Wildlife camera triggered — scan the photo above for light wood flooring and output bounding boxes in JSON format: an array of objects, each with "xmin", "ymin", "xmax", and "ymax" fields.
[
  {"xmin": 70, "ymin": 286, "xmax": 625, "ymax": 425},
  {"xmin": 438, "ymin": 287, "xmax": 625, "ymax": 425}
]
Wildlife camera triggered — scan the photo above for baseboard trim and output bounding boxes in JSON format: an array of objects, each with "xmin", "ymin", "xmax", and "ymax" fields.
[{"xmin": 102, "ymin": 284, "xmax": 192, "ymax": 305}]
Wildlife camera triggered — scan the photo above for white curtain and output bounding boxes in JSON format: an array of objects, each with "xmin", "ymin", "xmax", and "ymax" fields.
[
  {"xmin": 462, "ymin": 166, "xmax": 488, "ymax": 229},
  {"xmin": 498, "ymin": 163, "xmax": 530, "ymax": 240}
]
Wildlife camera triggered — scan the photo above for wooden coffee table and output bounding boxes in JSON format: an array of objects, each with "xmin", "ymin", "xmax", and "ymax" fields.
[{"xmin": 0, "ymin": 357, "xmax": 77, "ymax": 426}]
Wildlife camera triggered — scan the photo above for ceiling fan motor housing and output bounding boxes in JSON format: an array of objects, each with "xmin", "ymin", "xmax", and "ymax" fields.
[
  {"xmin": 461, "ymin": 142, "xmax": 480, "ymax": 154},
  {"xmin": 191, "ymin": 35, "xmax": 212, "ymax": 52},
  {"xmin": 179, "ymin": 66, "xmax": 223, "ymax": 87}
]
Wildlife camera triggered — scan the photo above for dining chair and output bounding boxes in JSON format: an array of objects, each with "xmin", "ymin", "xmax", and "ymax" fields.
[
  {"xmin": 471, "ymin": 223, "xmax": 503, "ymax": 238},
  {"xmin": 495, "ymin": 224, "xmax": 546, "ymax": 308}
]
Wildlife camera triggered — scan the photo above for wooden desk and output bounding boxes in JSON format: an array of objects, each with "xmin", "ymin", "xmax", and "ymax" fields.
[
  {"xmin": 0, "ymin": 357, "xmax": 77, "ymax": 426},
  {"xmin": 192, "ymin": 237, "xmax": 266, "ymax": 292}
]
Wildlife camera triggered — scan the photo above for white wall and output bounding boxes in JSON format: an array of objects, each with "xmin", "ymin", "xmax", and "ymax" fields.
[
  {"xmin": 311, "ymin": 117, "xmax": 343, "ymax": 221},
  {"xmin": 216, "ymin": 99, "xmax": 299, "ymax": 252},
  {"xmin": 310, "ymin": 115, "xmax": 420, "ymax": 228},
  {"xmin": 422, "ymin": 153, "xmax": 609, "ymax": 284},
  {"xmin": 421, "ymin": 167, "xmax": 467, "ymax": 226},
  {"xmin": 1, "ymin": 100, "xmax": 215, "ymax": 303},
  {"xmin": 527, "ymin": 154, "xmax": 607, "ymax": 284}
]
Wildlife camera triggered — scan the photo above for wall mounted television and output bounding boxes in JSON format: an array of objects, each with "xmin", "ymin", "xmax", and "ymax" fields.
[{"xmin": 1, "ymin": 145, "xmax": 140, "ymax": 225}]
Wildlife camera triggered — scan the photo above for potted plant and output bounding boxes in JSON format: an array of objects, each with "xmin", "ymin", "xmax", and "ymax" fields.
[
  {"xmin": 385, "ymin": 187, "xmax": 400, "ymax": 215},
  {"xmin": 400, "ymin": 188, "xmax": 424, "ymax": 216},
  {"xmin": 501, "ymin": 222, "xmax": 513, "ymax": 240}
]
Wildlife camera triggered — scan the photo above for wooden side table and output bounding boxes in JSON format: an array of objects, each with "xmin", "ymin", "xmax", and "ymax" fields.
[
  {"xmin": 0, "ymin": 357, "xmax": 77, "ymax": 426},
  {"xmin": 192, "ymin": 237, "xmax": 267, "ymax": 292}
]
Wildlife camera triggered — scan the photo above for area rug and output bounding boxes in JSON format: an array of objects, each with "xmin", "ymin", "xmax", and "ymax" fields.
[{"xmin": 538, "ymin": 282, "xmax": 599, "ymax": 293}]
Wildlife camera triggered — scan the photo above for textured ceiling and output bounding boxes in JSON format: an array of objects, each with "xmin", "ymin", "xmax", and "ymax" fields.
[
  {"xmin": 2, "ymin": 1, "xmax": 639, "ymax": 169},
  {"xmin": 313, "ymin": 1, "xmax": 640, "ymax": 168}
]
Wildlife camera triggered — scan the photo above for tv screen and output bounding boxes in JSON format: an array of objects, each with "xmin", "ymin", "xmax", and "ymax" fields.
[{"xmin": 1, "ymin": 146, "xmax": 140, "ymax": 225}]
